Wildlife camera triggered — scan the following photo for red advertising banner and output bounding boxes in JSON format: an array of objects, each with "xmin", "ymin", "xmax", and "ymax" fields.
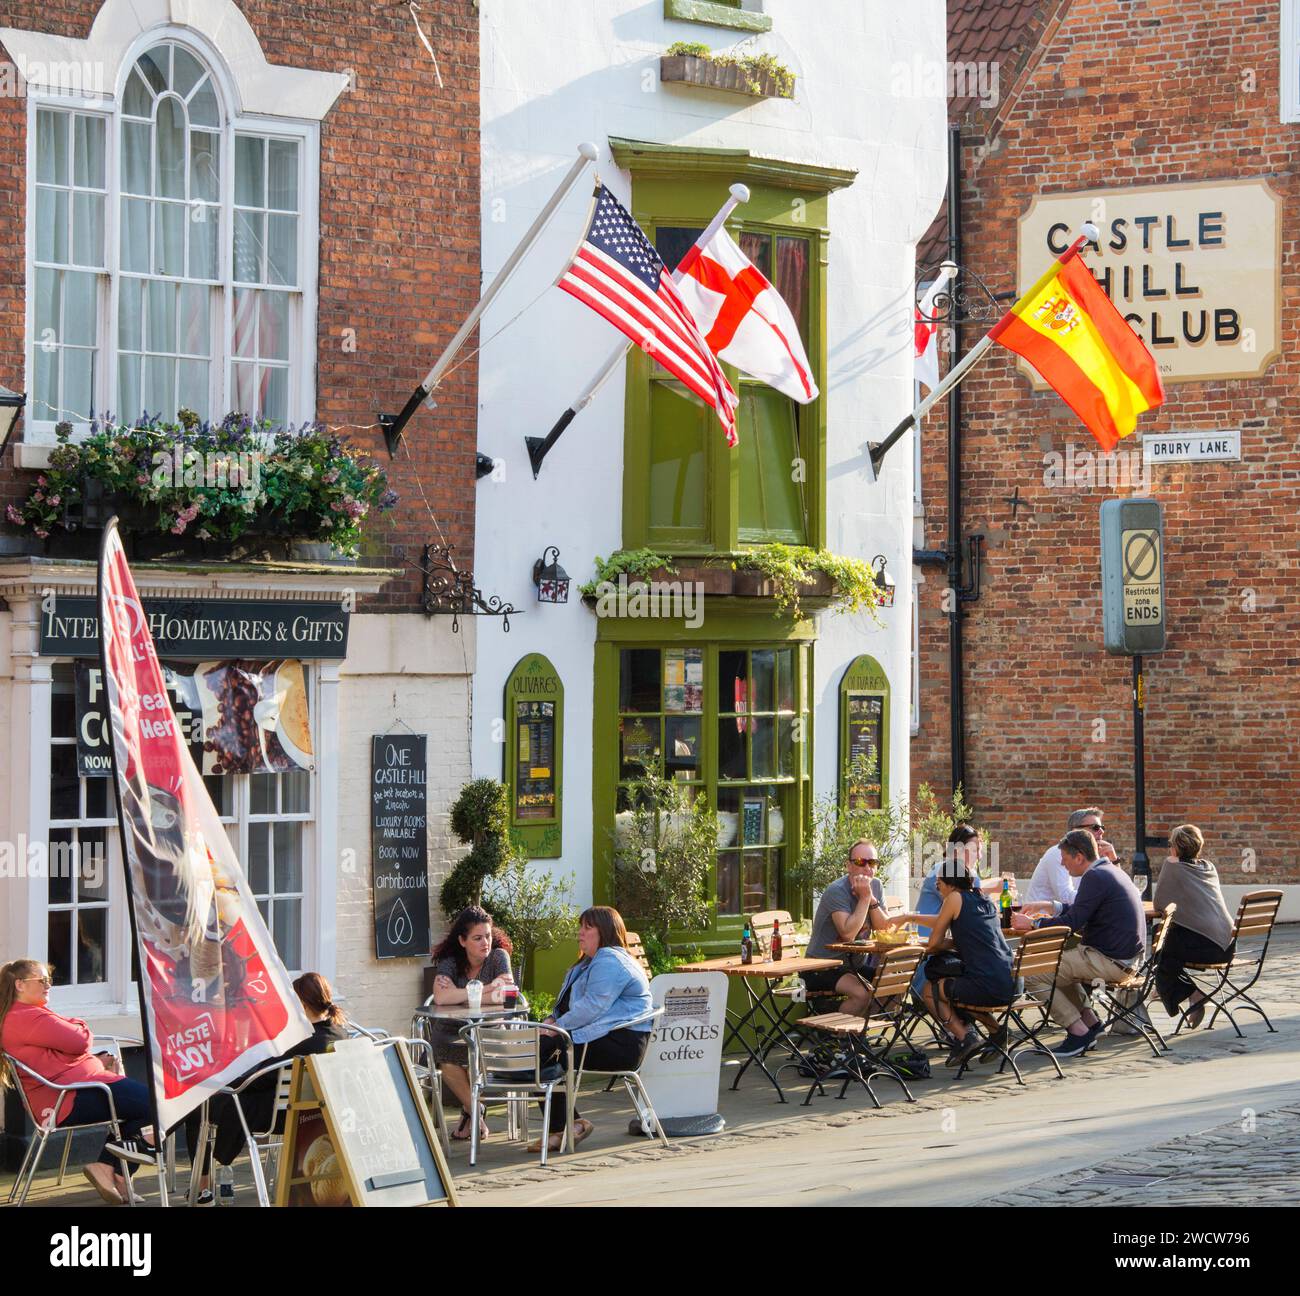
[{"xmin": 98, "ymin": 521, "xmax": 312, "ymax": 1134}]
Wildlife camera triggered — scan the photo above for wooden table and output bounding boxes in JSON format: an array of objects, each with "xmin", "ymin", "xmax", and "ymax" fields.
[{"xmin": 676, "ymin": 954, "xmax": 842, "ymax": 1102}]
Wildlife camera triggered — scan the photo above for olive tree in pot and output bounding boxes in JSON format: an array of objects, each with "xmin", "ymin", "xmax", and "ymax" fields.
[
  {"xmin": 612, "ymin": 770, "xmax": 717, "ymax": 973},
  {"xmin": 482, "ymin": 850, "xmax": 578, "ymax": 989},
  {"xmin": 788, "ymin": 753, "xmax": 907, "ymax": 900}
]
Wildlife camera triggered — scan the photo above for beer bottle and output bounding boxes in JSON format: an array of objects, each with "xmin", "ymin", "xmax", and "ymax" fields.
[
  {"xmin": 740, "ymin": 922, "xmax": 753, "ymax": 965},
  {"xmin": 771, "ymin": 919, "xmax": 783, "ymax": 963},
  {"xmin": 1000, "ymin": 877, "xmax": 1014, "ymax": 929}
]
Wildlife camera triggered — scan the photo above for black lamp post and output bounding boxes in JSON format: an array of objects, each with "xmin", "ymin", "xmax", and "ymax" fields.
[
  {"xmin": 871, "ymin": 554, "xmax": 895, "ymax": 607},
  {"xmin": 0, "ymin": 385, "xmax": 26, "ymax": 458},
  {"xmin": 532, "ymin": 546, "xmax": 570, "ymax": 604}
]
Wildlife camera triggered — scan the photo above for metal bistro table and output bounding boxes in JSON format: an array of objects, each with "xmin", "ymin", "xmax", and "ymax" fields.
[
  {"xmin": 676, "ymin": 954, "xmax": 842, "ymax": 1102},
  {"xmin": 411, "ymin": 999, "xmax": 532, "ymax": 1141}
]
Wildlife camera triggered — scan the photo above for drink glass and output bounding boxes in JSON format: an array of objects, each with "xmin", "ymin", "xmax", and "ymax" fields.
[
  {"xmin": 502, "ymin": 985, "xmax": 520, "ymax": 1012},
  {"xmin": 465, "ymin": 980, "xmax": 483, "ymax": 1012}
]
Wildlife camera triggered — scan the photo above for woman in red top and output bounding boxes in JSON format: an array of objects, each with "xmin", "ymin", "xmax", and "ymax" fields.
[{"xmin": 0, "ymin": 958, "xmax": 153, "ymax": 1205}]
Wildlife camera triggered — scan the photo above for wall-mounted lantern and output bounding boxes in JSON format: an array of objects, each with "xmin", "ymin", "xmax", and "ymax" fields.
[
  {"xmin": 871, "ymin": 554, "xmax": 895, "ymax": 608},
  {"xmin": 532, "ymin": 546, "xmax": 570, "ymax": 604}
]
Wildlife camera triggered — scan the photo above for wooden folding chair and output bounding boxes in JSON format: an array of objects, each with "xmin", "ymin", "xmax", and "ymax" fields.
[
  {"xmin": 624, "ymin": 931, "xmax": 654, "ymax": 978},
  {"xmin": 950, "ymin": 926, "xmax": 1073, "ymax": 1084},
  {"xmin": 794, "ymin": 944, "xmax": 926, "ymax": 1108},
  {"xmin": 1175, "ymin": 889, "xmax": 1283, "ymax": 1038},
  {"xmin": 1089, "ymin": 905, "xmax": 1176, "ymax": 1057}
]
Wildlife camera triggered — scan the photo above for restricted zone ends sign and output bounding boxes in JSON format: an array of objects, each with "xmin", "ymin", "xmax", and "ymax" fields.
[{"xmin": 1101, "ymin": 498, "xmax": 1166, "ymax": 654}]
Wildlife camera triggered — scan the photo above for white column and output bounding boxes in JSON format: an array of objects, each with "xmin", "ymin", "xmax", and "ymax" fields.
[{"xmin": 314, "ymin": 660, "xmax": 341, "ymax": 982}]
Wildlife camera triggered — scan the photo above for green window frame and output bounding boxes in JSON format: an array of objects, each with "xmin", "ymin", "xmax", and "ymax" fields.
[
  {"xmin": 598, "ymin": 629, "xmax": 813, "ymax": 947},
  {"xmin": 614, "ymin": 140, "xmax": 856, "ymax": 561}
]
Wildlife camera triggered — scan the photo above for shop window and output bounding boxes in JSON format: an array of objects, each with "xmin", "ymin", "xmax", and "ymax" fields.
[
  {"xmin": 614, "ymin": 643, "xmax": 807, "ymax": 921},
  {"xmin": 46, "ymin": 661, "xmax": 314, "ymax": 994},
  {"xmin": 29, "ymin": 39, "xmax": 313, "ymax": 433},
  {"xmin": 503, "ymin": 654, "xmax": 564, "ymax": 859}
]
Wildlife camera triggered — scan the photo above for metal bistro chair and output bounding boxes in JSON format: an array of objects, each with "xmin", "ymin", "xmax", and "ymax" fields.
[
  {"xmin": 3, "ymin": 1050, "xmax": 157, "ymax": 1207},
  {"xmin": 347, "ymin": 1021, "xmax": 393, "ymax": 1041},
  {"xmin": 572, "ymin": 1007, "xmax": 669, "ymax": 1147},
  {"xmin": 794, "ymin": 944, "xmax": 926, "ymax": 1108},
  {"xmin": 1090, "ymin": 905, "xmax": 1177, "ymax": 1057},
  {"xmin": 460, "ymin": 1019, "xmax": 575, "ymax": 1167},
  {"xmin": 187, "ymin": 1056, "xmax": 296, "ymax": 1208},
  {"xmin": 1176, "ymin": 889, "xmax": 1285, "ymax": 1038},
  {"xmin": 949, "ymin": 925, "xmax": 1073, "ymax": 1084},
  {"xmin": 385, "ymin": 1035, "xmax": 450, "ymax": 1154}
]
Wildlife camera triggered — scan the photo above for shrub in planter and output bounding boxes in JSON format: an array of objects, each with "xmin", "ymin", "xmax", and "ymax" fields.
[
  {"xmin": 4, "ymin": 412, "xmax": 397, "ymax": 557},
  {"xmin": 440, "ymin": 778, "xmax": 512, "ymax": 918}
]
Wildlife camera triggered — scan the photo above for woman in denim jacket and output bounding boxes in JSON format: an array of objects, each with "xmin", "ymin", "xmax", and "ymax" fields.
[{"xmin": 533, "ymin": 906, "xmax": 653, "ymax": 1152}]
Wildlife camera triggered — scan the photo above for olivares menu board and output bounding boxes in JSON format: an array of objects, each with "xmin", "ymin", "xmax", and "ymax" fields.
[
  {"xmin": 74, "ymin": 659, "xmax": 314, "ymax": 778},
  {"xmin": 371, "ymin": 734, "xmax": 431, "ymax": 959}
]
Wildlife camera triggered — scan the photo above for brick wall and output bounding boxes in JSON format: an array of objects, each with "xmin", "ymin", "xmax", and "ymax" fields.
[
  {"xmin": 0, "ymin": 0, "xmax": 480, "ymax": 609},
  {"xmin": 914, "ymin": 0, "xmax": 1297, "ymax": 884}
]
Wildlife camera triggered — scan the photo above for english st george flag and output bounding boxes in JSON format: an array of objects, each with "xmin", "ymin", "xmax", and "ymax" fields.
[
  {"xmin": 98, "ymin": 522, "xmax": 311, "ymax": 1133},
  {"xmin": 558, "ymin": 184, "xmax": 739, "ymax": 445},
  {"xmin": 674, "ymin": 225, "xmax": 818, "ymax": 404}
]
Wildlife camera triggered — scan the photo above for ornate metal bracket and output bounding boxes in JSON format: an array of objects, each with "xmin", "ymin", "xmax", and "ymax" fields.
[
  {"xmin": 916, "ymin": 259, "xmax": 1009, "ymax": 328},
  {"xmin": 416, "ymin": 543, "xmax": 520, "ymax": 632}
]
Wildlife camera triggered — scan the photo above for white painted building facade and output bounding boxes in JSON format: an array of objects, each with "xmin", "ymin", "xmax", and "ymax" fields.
[{"xmin": 472, "ymin": 0, "xmax": 948, "ymax": 950}]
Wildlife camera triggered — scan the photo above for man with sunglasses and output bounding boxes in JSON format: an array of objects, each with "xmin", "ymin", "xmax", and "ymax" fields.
[{"xmin": 1026, "ymin": 808, "xmax": 1121, "ymax": 909}]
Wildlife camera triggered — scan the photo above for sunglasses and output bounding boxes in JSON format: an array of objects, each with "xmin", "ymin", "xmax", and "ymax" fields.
[
  {"xmin": 21, "ymin": 975, "xmax": 52, "ymax": 987},
  {"xmin": 1081, "ymin": 823, "xmax": 1103, "ymax": 833}
]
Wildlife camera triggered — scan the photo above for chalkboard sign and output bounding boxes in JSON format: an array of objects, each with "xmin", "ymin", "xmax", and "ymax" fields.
[
  {"xmin": 277, "ymin": 1038, "xmax": 457, "ymax": 1207},
  {"xmin": 371, "ymin": 734, "xmax": 431, "ymax": 959},
  {"xmin": 839, "ymin": 655, "xmax": 890, "ymax": 810},
  {"xmin": 846, "ymin": 695, "xmax": 883, "ymax": 808}
]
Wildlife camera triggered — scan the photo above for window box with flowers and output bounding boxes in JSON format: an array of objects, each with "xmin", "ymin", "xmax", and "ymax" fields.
[
  {"xmin": 660, "ymin": 43, "xmax": 795, "ymax": 99},
  {"xmin": 3, "ymin": 410, "xmax": 397, "ymax": 562}
]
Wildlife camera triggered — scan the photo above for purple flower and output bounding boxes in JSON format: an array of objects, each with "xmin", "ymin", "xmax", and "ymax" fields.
[
  {"xmin": 34, "ymin": 527, "xmax": 49, "ymax": 539},
  {"xmin": 6, "ymin": 504, "xmax": 24, "ymax": 525}
]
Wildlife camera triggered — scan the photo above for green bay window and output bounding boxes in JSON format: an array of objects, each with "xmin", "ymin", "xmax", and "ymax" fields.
[{"xmin": 615, "ymin": 139, "xmax": 855, "ymax": 559}]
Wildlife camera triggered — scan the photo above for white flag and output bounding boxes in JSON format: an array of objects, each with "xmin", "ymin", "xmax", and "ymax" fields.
[{"xmin": 674, "ymin": 225, "xmax": 818, "ymax": 403}]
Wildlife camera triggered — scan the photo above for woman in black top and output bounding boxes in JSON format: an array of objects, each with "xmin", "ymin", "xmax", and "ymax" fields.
[
  {"xmin": 185, "ymin": 971, "xmax": 349, "ymax": 1205},
  {"xmin": 429, "ymin": 906, "xmax": 516, "ymax": 1141},
  {"xmin": 921, "ymin": 861, "xmax": 1018, "ymax": 1068}
]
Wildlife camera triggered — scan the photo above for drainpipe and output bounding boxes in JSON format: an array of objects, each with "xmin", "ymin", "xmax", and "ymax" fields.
[{"xmin": 946, "ymin": 125, "xmax": 967, "ymax": 797}]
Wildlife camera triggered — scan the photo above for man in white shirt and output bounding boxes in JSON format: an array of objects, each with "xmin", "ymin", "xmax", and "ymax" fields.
[{"xmin": 1026, "ymin": 808, "xmax": 1122, "ymax": 907}]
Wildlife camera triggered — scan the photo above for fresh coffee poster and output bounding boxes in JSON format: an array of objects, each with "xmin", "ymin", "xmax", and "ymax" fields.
[{"xmin": 371, "ymin": 734, "xmax": 431, "ymax": 959}]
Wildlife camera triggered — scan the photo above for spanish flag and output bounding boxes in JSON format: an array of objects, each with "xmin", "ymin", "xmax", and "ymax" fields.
[{"xmin": 990, "ymin": 247, "xmax": 1164, "ymax": 452}]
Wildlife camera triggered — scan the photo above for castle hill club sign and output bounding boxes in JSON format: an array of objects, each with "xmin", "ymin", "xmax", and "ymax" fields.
[
  {"xmin": 1018, "ymin": 179, "xmax": 1280, "ymax": 385},
  {"xmin": 39, "ymin": 595, "xmax": 350, "ymax": 659}
]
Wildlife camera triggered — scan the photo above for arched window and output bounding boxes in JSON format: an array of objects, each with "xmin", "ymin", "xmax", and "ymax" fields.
[{"xmin": 30, "ymin": 36, "xmax": 309, "ymax": 433}]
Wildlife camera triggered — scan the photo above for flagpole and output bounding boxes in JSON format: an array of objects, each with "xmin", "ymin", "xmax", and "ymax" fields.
[
  {"xmin": 869, "ymin": 222, "xmax": 1098, "ymax": 479},
  {"xmin": 526, "ymin": 183, "xmax": 751, "ymax": 478},
  {"xmin": 379, "ymin": 141, "xmax": 600, "ymax": 456}
]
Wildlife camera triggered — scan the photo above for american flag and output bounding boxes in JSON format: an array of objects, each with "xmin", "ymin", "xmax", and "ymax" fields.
[{"xmin": 559, "ymin": 184, "xmax": 738, "ymax": 445}]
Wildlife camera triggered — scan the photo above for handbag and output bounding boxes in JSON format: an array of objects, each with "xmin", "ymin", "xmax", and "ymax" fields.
[{"xmin": 923, "ymin": 952, "xmax": 964, "ymax": 982}]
